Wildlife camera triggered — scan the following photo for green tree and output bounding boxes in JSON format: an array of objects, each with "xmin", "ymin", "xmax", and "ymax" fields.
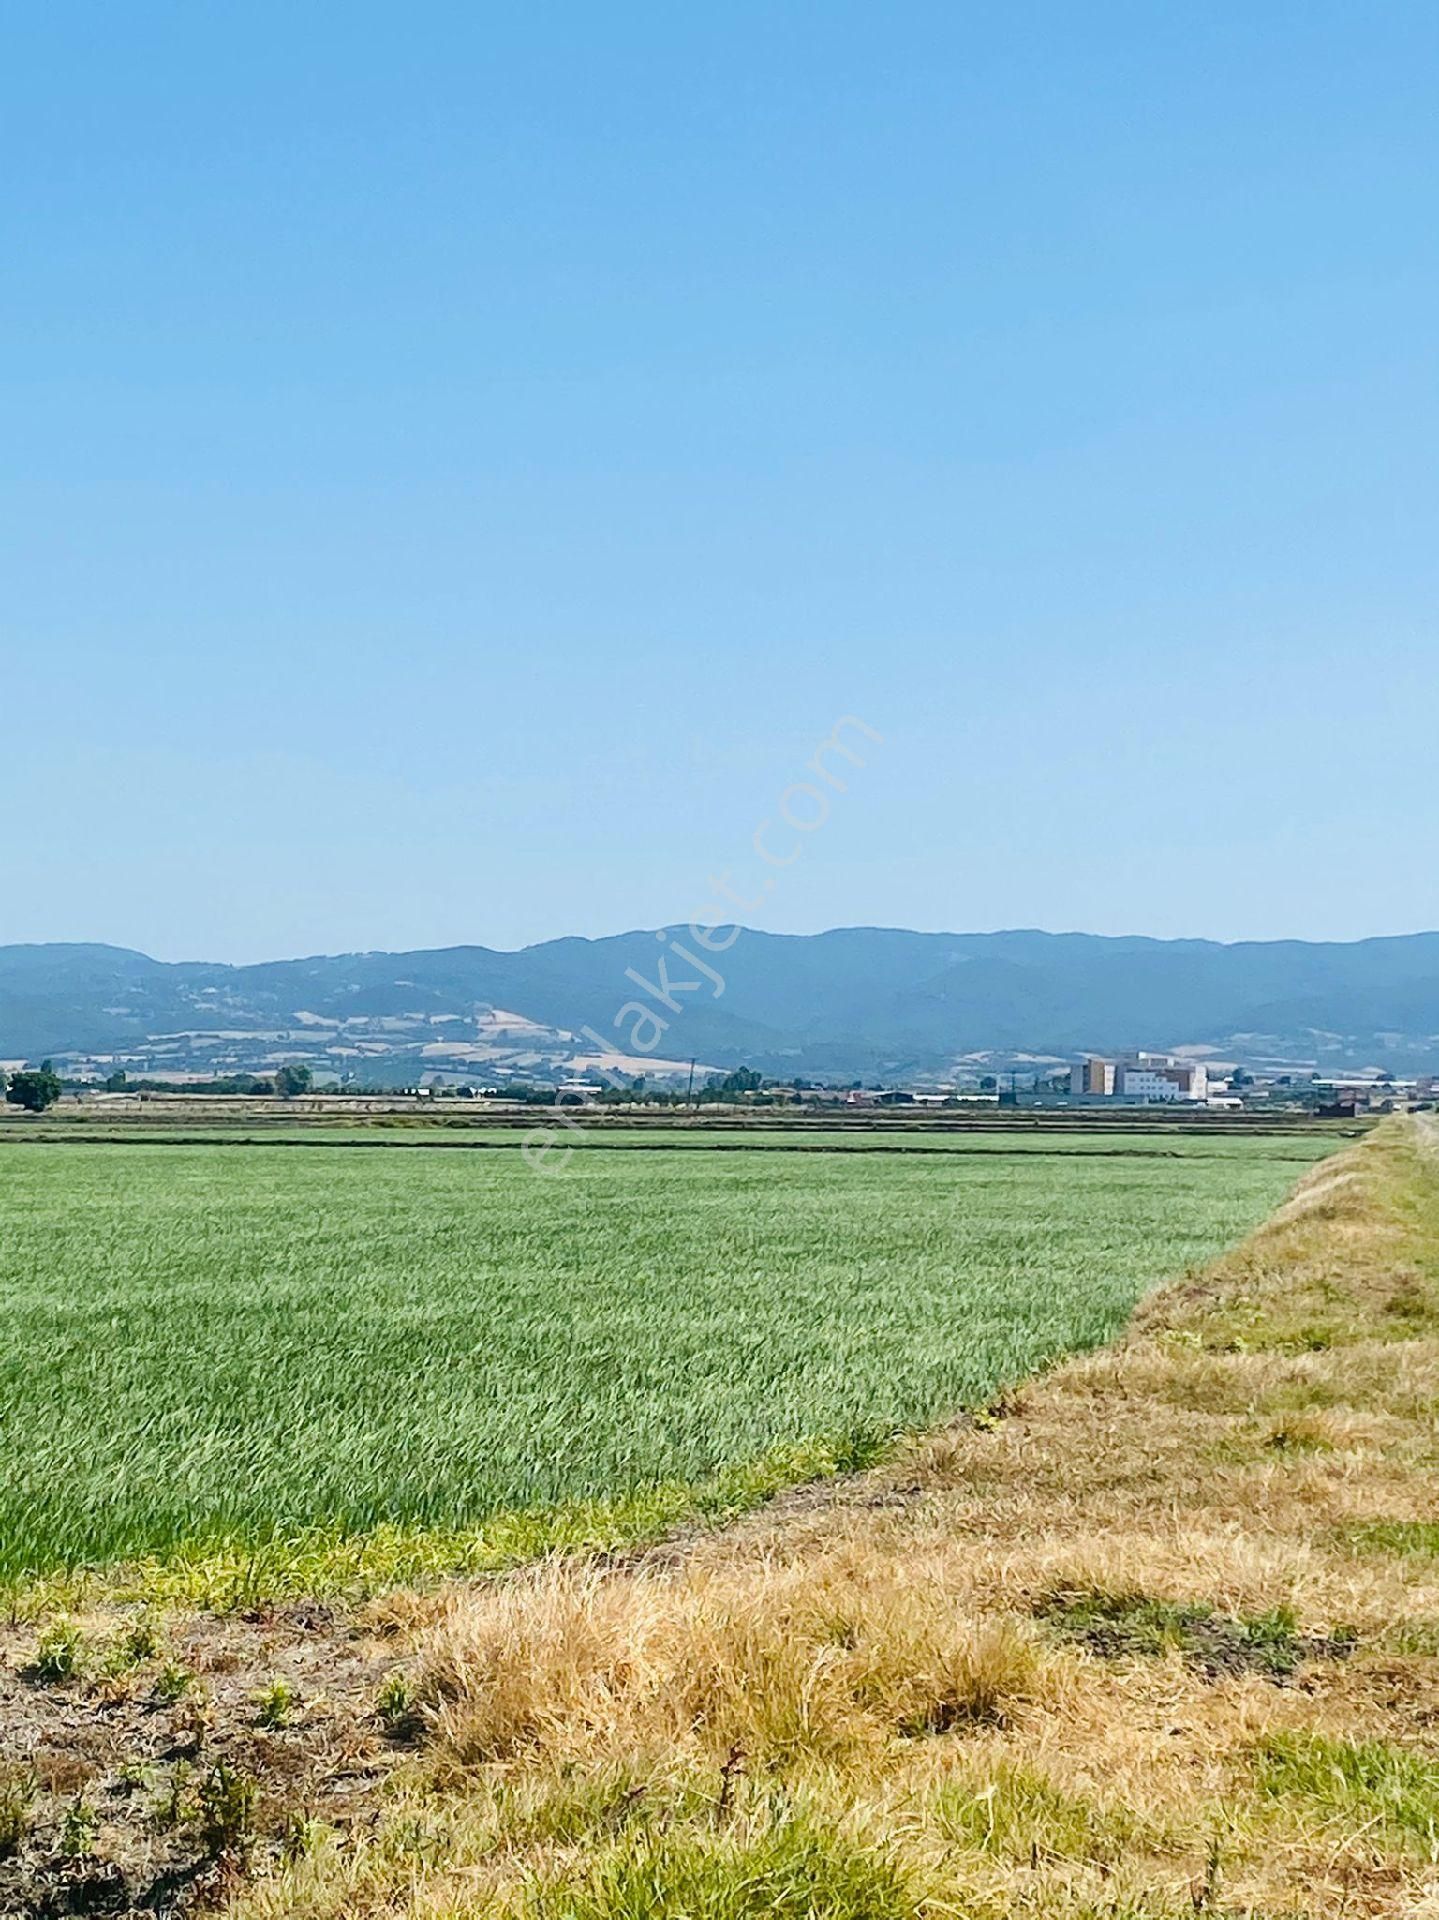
[
  {"xmin": 720, "ymin": 1066, "xmax": 763, "ymax": 1094},
  {"xmin": 6, "ymin": 1062, "xmax": 63, "ymax": 1113},
  {"xmin": 273, "ymin": 1063, "xmax": 313, "ymax": 1099}
]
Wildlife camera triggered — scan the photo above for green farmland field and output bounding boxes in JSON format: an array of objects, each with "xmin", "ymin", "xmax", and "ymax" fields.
[{"xmin": 0, "ymin": 1134, "xmax": 1334, "ymax": 1585}]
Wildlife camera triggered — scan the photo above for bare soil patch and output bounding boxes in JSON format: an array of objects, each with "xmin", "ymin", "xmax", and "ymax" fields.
[{"xmin": 0, "ymin": 1606, "xmax": 401, "ymax": 1917}]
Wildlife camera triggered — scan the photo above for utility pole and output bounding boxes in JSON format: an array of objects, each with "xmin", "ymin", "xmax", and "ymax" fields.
[{"xmin": 686, "ymin": 1057, "xmax": 696, "ymax": 1108}]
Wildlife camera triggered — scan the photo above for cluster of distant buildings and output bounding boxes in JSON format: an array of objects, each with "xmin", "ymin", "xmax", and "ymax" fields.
[
  {"xmin": 1070, "ymin": 1051, "xmax": 1211, "ymax": 1103},
  {"xmin": 1066, "ymin": 1054, "xmax": 1437, "ymax": 1113}
]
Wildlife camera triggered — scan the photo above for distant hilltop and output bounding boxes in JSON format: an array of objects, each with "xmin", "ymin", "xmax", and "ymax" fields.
[{"xmin": 2, "ymin": 926, "xmax": 1439, "ymax": 1084}]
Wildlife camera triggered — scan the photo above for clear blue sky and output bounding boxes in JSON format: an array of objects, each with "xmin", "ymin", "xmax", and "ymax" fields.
[{"xmin": 4, "ymin": 3, "xmax": 1436, "ymax": 963}]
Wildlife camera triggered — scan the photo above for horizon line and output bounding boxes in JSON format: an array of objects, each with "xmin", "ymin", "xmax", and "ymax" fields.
[{"xmin": 5, "ymin": 923, "xmax": 1439, "ymax": 970}]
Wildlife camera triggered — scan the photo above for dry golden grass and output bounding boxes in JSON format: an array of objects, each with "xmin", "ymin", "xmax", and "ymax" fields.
[
  {"xmin": 417, "ymin": 1552, "xmax": 1059, "ymax": 1774},
  {"xmin": 229, "ymin": 1117, "xmax": 1439, "ymax": 1919}
]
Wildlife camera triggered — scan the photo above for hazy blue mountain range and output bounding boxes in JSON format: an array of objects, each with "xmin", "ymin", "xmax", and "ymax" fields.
[{"xmin": 3, "ymin": 929, "xmax": 1439, "ymax": 1081}]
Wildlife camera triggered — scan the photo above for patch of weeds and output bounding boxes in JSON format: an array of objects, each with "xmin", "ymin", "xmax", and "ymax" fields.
[
  {"xmin": 150, "ymin": 1658, "xmax": 191, "ymax": 1705},
  {"xmin": 26, "ymin": 1618, "xmax": 85, "ymax": 1683},
  {"xmin": 1263, "ymin": 1413, "xmax": 1338, "ymax": 1453},
  {"xmin": 0, "ymin": 1772, "xmax": 34, "ymax": 1860},
  {"xmin": 1384, "ymin": 1620, "xmax": 1439, "ymax": 1657},
  {"xmin": 868, "ymin": 1620, "xmax": 1037, "ymax": 1743},
  {"xmin": 1265, "ymin": 1375, "xmax": 1351, "ymax": 1412},
  {"xmin": 174, "ymin": 1693, "xmax": 214, "ymax": 1757},
  {"xmin": 1245, "ymin": 1322, "xmax": 1353, "ymax": 1356},
  {"xmin": 378, "ymin": 1810, "xmax": 453, "ymax": 1869},
  {"xmin": 1345, "ymin": 1519, "xmax": 1439, "ymax": 1560},
  {"xmin": 1383, "ymin": 1269, "xmax": 1436, "ymax": 1327},
  {"xmin": 487, "ymin": 1763, "xmax": 664, "ymax": 1854},
  {"xmin": 59, "ymin": 1795, "xmax": 98, "ymax": 1858},
  {"xmin": 1254, "ymin": 1732, "xmax": 1439, "ymax": 1854},
  {"xmin": 1200, "ymin": 1273, "xmax": 1364, "ymax": 1356},
  {"xmin": 193, "ymin": 1761, "xmax": 256, "ymax": 1859},
  {"xmin": 1192, "ymin": 1832, "xmax": 1225, "ymax": 1914},
  {"xmin": 931, "ymin": 1762, "xmax": 1136, "ymax": 1864},
  {"xmin": 150, "ymin": 1763, "xmax": 191, "ymax": 1832},
  {"xmin": 280, "ymin": 1812, "xmax": 331, "ymax": 1863},
  {"xmin": 891, "ymin": 1621, "xmax": 1043, "ymax": 1736},
  {"xmin": 112, "ymin": 1758, "xmax": 156, "ymax": 1798},
  {"xmin": 521, "ymin": 1815, "xmax": 919, "ymax": 1920},
  {"xmin": 968, "ymin": 1396, "xmax": 1020, "ymax": 1433},
  {"xmin": 119, "ymin": 1615, "xmax": 161, "ymax": 1662},
  {"xmin": 254, "ymin": 1677, "xmax": 297, "ymax": 1728},
  {"xmin": 1040, "ymin": 1589, "xmax": 1354, "ymax": 1681},
  {"xmin": 101, "ymin": 1614, "xmax": 164, "ymax": 1678},
  {"xmin": 375, "ymin": 1669, "xmax": 424, "ymax": 1741}
]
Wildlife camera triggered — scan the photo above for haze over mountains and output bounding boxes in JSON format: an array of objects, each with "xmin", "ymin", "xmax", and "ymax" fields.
[{"xmin": 3, "ymin": 929, "xmax": 1439, "ymax": 1084}]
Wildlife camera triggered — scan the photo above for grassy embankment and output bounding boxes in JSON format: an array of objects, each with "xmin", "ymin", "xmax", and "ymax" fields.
[{"xmin": 227, "ymin": 1116, "xmax": 1439, "ymax": 1919}]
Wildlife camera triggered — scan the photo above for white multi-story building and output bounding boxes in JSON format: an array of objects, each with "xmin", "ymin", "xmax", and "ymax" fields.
[
  {"xmin": 1121, "ymin": 1058, "xmax": 1208, "ymax": 1102},
  {"xmin": 1120, "ymin": 1067, "xmax": 1182, "ymax": 1101},
  {"xmin": 1073, "ymin": 1054, "xmax": 1209, "ymax": 1102}
]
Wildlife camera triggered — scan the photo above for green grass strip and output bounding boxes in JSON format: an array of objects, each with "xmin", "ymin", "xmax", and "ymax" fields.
[{"xmin": 5, "ymin": 1433, "xmax": 887, "ymax": 1617}]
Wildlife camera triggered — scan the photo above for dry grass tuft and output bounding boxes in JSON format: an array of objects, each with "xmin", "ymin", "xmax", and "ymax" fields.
[{"xmin": 417, "ymin": 1550, "xmax": 1058, "ymax": 1774}]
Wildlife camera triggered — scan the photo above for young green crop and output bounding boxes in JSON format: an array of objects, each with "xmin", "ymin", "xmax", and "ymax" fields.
[{"xmin": 0, "ymin": 1135, "xmax": 1332, "ymax": 1583}]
